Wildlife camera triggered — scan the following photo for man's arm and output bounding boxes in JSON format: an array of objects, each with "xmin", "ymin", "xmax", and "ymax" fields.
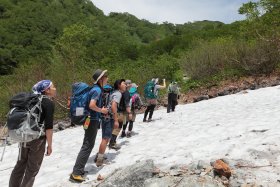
[
  {"xmin": 111, "ymin": 101, "xmax": 119, "ymax": 128},
  {"xmin": 45, "ymin": 129, "xmax": 53, "ymax": 156},
  {"xmin": 158, "ymin": 79, "xmax": 166, "ymax": 89},
  {"xmin": 89, "ymin": 100, "xmax": 108, "ymax": 114}
]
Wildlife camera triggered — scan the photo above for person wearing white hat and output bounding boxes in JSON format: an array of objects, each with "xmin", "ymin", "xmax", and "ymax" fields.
[
  {"xmin": 167, "ymin": 81, "xmax": 180, "ymax": 113},
  {"xmin": 143, "ymin": 78, "xmax": 166, "ymax": 122}
]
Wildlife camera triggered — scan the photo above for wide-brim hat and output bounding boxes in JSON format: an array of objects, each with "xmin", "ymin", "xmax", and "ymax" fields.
[{"xmin": 93, "ymin": 69, "xmax": 107, "ymax": 84}]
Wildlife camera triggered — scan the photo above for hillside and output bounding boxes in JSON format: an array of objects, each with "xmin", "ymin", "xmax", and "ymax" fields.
[{"xmin": 0, "ymin": 0, "xmax": 279, "ymax": 125}]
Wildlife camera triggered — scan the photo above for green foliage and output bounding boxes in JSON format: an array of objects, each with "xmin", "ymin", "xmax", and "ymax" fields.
[{"xmin": 0, "ymin": 0, "xmax": 280, "ymax": 123}]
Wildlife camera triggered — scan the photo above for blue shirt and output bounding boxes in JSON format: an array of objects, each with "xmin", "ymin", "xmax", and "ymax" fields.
[{"xmin": 89, "ymin": 85, "xmax": 103, "ymax": 120}]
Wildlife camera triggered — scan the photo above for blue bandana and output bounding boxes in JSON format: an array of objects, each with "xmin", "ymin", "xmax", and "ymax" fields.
[{"xmin": 32, "ymin": 80, "xmax": 52, "ymax": 94}]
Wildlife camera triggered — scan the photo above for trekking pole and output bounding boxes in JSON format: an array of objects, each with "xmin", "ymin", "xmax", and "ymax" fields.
[
  {"xmin": 0, "ymin": 138, "xmax": 7, "ymax": 162},
  {"xmin": 0, "ymin": 123, "xmax": 8, "ymax": 162},
  {"xmin": 53, "ymin": 98, "xmax": 69, "ymax": 110}
]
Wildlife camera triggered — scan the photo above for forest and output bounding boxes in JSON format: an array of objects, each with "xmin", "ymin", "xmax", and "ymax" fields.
[{"xmin": 0, "ymin": 0, "xmax": 279, "ymax": 122}]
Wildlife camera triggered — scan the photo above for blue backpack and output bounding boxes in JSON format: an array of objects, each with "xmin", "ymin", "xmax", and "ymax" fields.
[
  {"xmin": 144, "ymin": 81, "xmax": 156, "ymax": 99},
  {"xmin": 70, "ymin": 82, "xmax": 92, "ymax": 125}
]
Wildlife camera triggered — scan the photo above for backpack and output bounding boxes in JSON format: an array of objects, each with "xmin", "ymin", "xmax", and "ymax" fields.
[
  {"xmin": 7, "ymin": 92, "xmax": 46, "ymax": 143},
  {"xmin": 118, "ymin": 91, "xmax": 130, "ymax": 112},
  {"xmin": 169, "ymin": 84, "xmax": 178, "ymax": 93},
  {"xmin": 144, "ymin": 81, "xmax": 156, "ymax": 99},
  {"xmin": 102, "ymin": 84, "xmax": 113, "ymax": 107},
  {"xmin": 70, "ymin": 82, "xmax": 92, "ymax": 125},
  {"xmin": 131, "ymin": 94, "xmax": 141, "ymax": 110}
]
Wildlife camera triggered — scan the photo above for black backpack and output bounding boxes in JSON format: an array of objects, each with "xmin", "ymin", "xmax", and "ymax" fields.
[
  {"xmin": 118, "ymin": 91, "xmax": 130, "ymax": 112},
  {"xmin": 7, "ymin": 92, "xmax": 45, "ymax": 143}
]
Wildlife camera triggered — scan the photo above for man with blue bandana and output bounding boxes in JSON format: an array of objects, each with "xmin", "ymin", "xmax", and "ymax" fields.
[{"xmin": 9, "ymin": 80, "xmax": 56, "ymax": 187}]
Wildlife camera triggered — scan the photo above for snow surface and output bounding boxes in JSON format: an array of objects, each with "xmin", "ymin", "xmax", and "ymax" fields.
[{"xmin": 1, "ymin": 86, "xmax": 280, "ymax": 186}]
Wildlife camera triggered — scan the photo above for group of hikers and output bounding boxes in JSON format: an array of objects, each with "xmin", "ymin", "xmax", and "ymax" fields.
[{"xmin": 7, "ymin": 69, "xmax": 180, "ymax": 186}]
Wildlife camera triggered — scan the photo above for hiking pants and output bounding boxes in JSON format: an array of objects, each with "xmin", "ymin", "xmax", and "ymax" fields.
[
  {"xmin": 144, "ymin": 104, "xmax": 156, "ymax": 120},
  {"xmin": 167, "ymin": 93, "xmax": 178, "ymax": 113},
  {"xmin": 9, "ymin": 137, "xmax": 46, "ymax": 187},
  {"xmin": 72, "ymin": 119, "xmax": 99, "ymax": 175},
  {"xmin": 123, "ymin": 121, "xmax": 134, "ymax": 132}
]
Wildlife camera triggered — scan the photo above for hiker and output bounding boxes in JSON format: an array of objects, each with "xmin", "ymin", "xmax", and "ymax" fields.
[
  {"xmin": 121, "ymin": 83, "xmax": 143, "ymax": 137},
  {"xmin": 109, "ymin": 79, "xmax": 132, "ymax": 149},
  {"xmin": 9, "ymin": 80, "xmax": 56, "ymax": 187},
  {"xmin": 143, "ymin": 78, "xmax": 166, "ymax": 122},
  {"xmin": 95, "ymin": 80, "xmax": 127, "ymax": 166},
  {"xmin": 70, "ymin": 69, "xmax": 108, "ymax": 183},
  {"xmin": 167, "ymin": 81, "xmax": 180, "ymax": 113}
]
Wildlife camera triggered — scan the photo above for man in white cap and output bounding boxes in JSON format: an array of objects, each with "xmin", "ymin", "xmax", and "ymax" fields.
[{"xmin": 70, "ymin": 69, "xmax": 109, "ymax": 183}]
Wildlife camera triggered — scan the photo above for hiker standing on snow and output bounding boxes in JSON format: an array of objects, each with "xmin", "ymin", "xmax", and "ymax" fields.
[
  {"xmin": 95, "ymin": 80, "xmax": 125, "ymax": 166},
  {"xmin": 167, "ymin": 81, "xmax": 180, "ymax": 113},
  {"xmin": 70, "ymin": 69, "xmax": 108, "ymax": 183},
  {"xmin": 143, "ymin": 78, "xmax": 166, "ymax": 122},
  {"xmin": 109, "ymin": 79, "xmax": 132, "ymax": 150},
  {"xmin": 9, "ymin": 80, "xmax": 56, "ymax": 187},
  {"xmin": 121, "ymin": 83, "xmax": 143, "ymax": 137}
]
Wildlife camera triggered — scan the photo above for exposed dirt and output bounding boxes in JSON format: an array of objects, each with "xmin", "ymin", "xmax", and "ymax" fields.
[{"xmin": 179, "ymin": 73, "xmax": 280, "ymax": 104}]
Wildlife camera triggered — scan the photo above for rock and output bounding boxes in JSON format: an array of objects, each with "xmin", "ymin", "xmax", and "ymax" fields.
[
  {"xmin": 217, "ymin": 90, "xmax": 230, "ymax": 96},
  {"xmin": 197, "ymin": 160, "xmax": 206, "ymax": 170},
  {"xmin": 194, "ymin": 170, "xmax": 201, "ymax": 175},
  {"xmin": 152, "ymin": 167, "xmax": 161, "ymax": 175},
  {"xmin": 193, "ymin": 95, "xmax": 209, "ymax": 102},
  {"xmin": 188, "ymin": 163, "xmax": 198, "ymax": 171},
  {"xmin": 98, "ymin": 160, "xmax": 154, "ymax": 187},
  {"xmin": 169, "ymin": 170, "xmax": 181, "ymax": 176},
  {"xmin": 175, "ymin": 176, "xmax": 223, "ymax": 187},
  {"xmin": 144, "ymin": 176, "xmax": 175, "ymax": 187},
  {"xmin": 212, "ymin": 159, "xmax": 231, "ymax": 179},
  {"xmin": 97, "ymin": 174, "xmax": 104, "ymax": 181}
]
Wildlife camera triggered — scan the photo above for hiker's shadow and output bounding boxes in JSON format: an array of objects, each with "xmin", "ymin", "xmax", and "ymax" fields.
[{"xmin": 85, "ymin": 151, "xmax": 120, "ymax": 175}]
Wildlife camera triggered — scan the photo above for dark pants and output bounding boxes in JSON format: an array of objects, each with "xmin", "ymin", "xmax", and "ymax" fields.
[
  {"xmin": 123, "ymin": 121, "xmax": 134, "ymax": 131},
  {"xmin": 144, "ymin": 104, "xmax": 156, "ymax": 120},
  {"xmin": 167, "ymin": 93, "xmax": 178, "ymax": 113},
  {"xmin": 9, "ymin": 137, "xmax": 46, "ymax": 187},
  {"xmin": 72, "ymin": 119, "xmax": 99, "ymax": 175}
]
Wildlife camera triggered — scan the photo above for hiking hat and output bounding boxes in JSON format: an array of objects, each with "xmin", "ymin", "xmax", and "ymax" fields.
[
  {"xmin": 131, "ymin": 83, "xmax": 138, "ymax": 88},
  {"xmin": 125, "ymin": 79, "xmax": 132, "ymax": 85},
  {"xmin": 152, "ymin": 78, "xmax": 159, "ymax": 84},
  {"xmin": 32, "ymin": 80, "xmax": 53, "ymax": 94},
  {"xmin": 93, "ymin": 69, "xmax": 107, "ymax": 84}
]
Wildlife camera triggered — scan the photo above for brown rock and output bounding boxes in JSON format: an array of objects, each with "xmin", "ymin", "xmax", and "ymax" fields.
[
  {"xmin": 212, "ymin": 159, "xmax": 231, "ymax": 179},
  {"xmin": 97, "ymin": 174, "xmax": 104, "ymax": 181}
]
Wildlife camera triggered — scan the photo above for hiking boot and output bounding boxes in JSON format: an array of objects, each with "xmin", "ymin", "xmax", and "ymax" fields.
[
  {"xmin": 96, "ymin": 157, "xmax": 104, "ymax": 167},
  {"xmin": 126, "ymin": 131, "xmax": 132, "ymax": 138},
  {"xmin": 109, "ymin": 142, "xmax": 121, "ymax": 150},
  {"xmin": 121, "ymin": 131, "xmax": 126, "ymax": 138},
  {"xmin": 143, "ymin": 118, "xmax": 147, "ymax": 122},
  {"xmin": 69, "ymin": 174, "xmax": 86, "ymax": 183},
  {"xmin": 94, "ymin": 153, "xmax": 108, "ymax": 163},
  {"xmin": 147, "ymin": 118, "xmax": 152, "ymax": 122}
]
